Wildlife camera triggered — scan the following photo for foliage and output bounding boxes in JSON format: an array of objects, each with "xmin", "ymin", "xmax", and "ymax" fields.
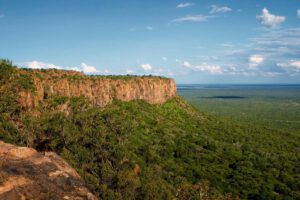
[
  {"xmin": 0, "ymin": 62, "xmax": 299, "ymax": 199},
  {"xmin": 0, "ymin": 94, "xmax": 299, "ymax": 199},
  {"xmin": 178, "ymin": 85, "xmax": 300, "ymax": 134}
]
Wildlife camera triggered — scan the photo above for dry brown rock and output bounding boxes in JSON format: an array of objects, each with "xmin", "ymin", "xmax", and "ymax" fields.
[
  {"xmin": 0, "ymin": 141, "xmax": 98, "ymax": 200},
  {"xmin": 17, "ymin": 69, "xmax": 176, "ymax": 110}
]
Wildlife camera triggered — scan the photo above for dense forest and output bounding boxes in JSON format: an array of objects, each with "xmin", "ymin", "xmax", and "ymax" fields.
[{"xmin": 0, "ymin": 60, "xmax": 299, "ymax": 199}]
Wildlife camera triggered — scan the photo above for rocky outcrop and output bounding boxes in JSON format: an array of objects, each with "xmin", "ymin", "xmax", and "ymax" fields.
[
  {"xmin": 18, "ymin": 69, "xmax": 176, "ymax": 109},
  {"xmin": 0, "ymin": 141, "xmax": 98, "ymax": 200}
]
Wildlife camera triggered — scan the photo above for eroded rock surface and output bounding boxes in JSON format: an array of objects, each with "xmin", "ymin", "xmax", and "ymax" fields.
[
  {"xmin": 0, "ymin": 141, "xmax": 98, "ymax": 200},
  {"xmin": 17, "ymin": 69, "xmax": 177, "ymax": 109}
]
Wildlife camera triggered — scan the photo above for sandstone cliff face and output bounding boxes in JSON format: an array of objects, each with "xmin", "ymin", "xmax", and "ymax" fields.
[
  {"xmin": 18, "ymin": 70, "xmax": 176, "ymax": 109},
  {"xmin": 0, "ymin": 141, "xmax": 98, "ymax": 200}
]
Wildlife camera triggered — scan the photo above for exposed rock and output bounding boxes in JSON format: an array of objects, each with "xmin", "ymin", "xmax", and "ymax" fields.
[
  {"xmin": 17, "ymin": 69, "xmax": 177, "ymax": 110},
  {"xmin": 0, "ymin": 141, "xmax": 98, "ymax": 200}
]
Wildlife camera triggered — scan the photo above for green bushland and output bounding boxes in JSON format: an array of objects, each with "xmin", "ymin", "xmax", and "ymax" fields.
[
  {"xmin": 0, "ymin": 60, "xmax": 299, "ymax": 199},
  {"xmin": 178, "ymin": 86, "xmax": 300, "ymax": 134}
]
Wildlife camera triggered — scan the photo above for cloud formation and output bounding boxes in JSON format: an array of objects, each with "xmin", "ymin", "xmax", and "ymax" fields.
[
  {"xmin": 18, "ymin": 61, "xmax": 112, "ymax": 74},
  {"xmin": 210, "ymin": 5, "xmax": 232, "ymax": 14},
  {"xmin": 176, "ymin": 3, "xmax": 194, "ymax": 8},
  {"xmin": 172, "ymin": 15, "xmax": 208, "ymax": 23},
  {"xmin": 22, "ymin": 61, "xmax": 64, "ymax": 70},
  {"xmin": 140, "ymin": 64, "xmax": 152, "ymax": 71},
  {"xmin": 81, "ymin": 63, "xmax": 98, "ymax": 73},
  {"xmin": 297, "ymin": 9, "xmax": 300, "ymax": 18},
  {"xmin": 249, "ymin": 55, "xmax": 264, "ymax": 68},
  {"xmin": 145, "ymin": 26, "xmax": 153, "ymax": 31},
  {"xmin": 183, "ymin": 61, "xmax": 223, "ymax": 74},
  {"xmin": 256, "ymin": 8, "xmax": 286, "ymax": 28},
  {"xmin": 291, "ymin": 60, "xmax": 300, "ymax": 69}
]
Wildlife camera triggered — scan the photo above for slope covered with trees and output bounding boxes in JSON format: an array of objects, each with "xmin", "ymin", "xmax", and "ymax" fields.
[{"xmin": 0, "ymin": 60, "xmax": 299, "ymax": 199}]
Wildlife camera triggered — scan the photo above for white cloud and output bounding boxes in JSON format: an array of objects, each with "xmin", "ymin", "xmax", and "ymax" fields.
[
  {"xmin": 162, "ymin": 57, "xmax": 167, "ymax": 61},
  {"xmin": 183, "ymin": 61, "xmax": 191, "ymax": 67},
  {"xmin": 297, "ymin": 9, "xmax": 300, "ymax": 18},
  {"xmin": 126, "ymin": 69, "xmax": 134, "ymax": 74},
  {"xmin": 176, "ymin": 3, "xmax": 194, "ymax": 8},
  {"xmin": 140, "ymin": 64, "xmax": 152, "ymax": 71},
  {"xmin": 145, "ymin": 26, "xmax": 153, "ymax": 31},
  {"xmin": 256, "ymin": 8, "xmax": 286, "ymax": 28},
  {"xmin": 222, "ymin": 43, "xmax": 233, "ymax": 48},
  {"xmin": 172, "ymin": 15, "xmax": 208, "ymax": 23},
  {"xmin": 249, "ymin": 55, "xmax": 264, "ymax": 68},
  {"xmin": 19, "ymin": 61, "xmax": 109, "ymax": 74},
  {"xmin": 81, "ymin": 63, "xmax": 98, "ymax": 73},
  {"xmin": 210, "ymin": 5, "xmax": 232, "ymax": 14},
  {"xmin": 22, "ymin": 61, "xmax": 62, "ymax": 69},
  {"xmin": 279, "ymin": 60, "xmax": 300, "ymax": 69},
  {"xmin": 277, "ymin": 60, "xmax": 300, "ymax": 72},
  {"xmin": 182, "ymin": 61, "xmax": 223, "ymax": 74},
  {"xmin": 290, "ymin": 60, "xmax": 300, "ymax": 69}
]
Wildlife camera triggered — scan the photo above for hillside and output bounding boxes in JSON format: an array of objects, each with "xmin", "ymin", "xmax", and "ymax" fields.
[{"xmin": 0, "ymin": 60, "xmax": 299, "ymax": 199}]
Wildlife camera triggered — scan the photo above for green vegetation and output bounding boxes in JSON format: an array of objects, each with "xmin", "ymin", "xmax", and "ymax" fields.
[
  {"xmin": 90, "ymin": 74, "xmax": 168, "ymax": 80},
  {"xmin": 1, "ymin": 61, "xmax": 299, "ymax": 199},
  {"xmin": 178, "ymin": 85, "xmax": 300, "ymax": 134}
]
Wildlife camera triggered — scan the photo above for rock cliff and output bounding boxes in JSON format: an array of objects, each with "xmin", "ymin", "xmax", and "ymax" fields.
[
  {"xmin": 17, "ymin": 69, "xmax": 176, "ymax": 109},
  {"xmin": 0, "ymin": 141, "xmax": 98, "ymax": 200}
]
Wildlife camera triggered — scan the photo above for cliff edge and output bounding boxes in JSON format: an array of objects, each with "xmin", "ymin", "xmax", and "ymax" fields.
[
  {"xmin": 17, "ymin": 69, "xmax": 177, "ymax": 109},
  {"xmin": 0, "ymin": 141, "xmax": 98, "ymax": 200}
]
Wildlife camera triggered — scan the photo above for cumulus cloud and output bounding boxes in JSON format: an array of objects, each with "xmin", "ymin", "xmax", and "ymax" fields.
[
  {"xmin": 249, "ymin": 55, "xmax": 264, "ymax": 68},
  {"xmin": 17, "ymin": 60, "xmax": 107, "ymax": 74},
  {"xmin": 256, "ymin": 8, "xmax": 286, "ymax": 28},
  {"xmin": 145, "ymin": 26, "xmax": 153, "ymax": 31},
  {"xmin": 140, "ymin": 64, "xmax": 152, "ymax": 71},
  {"xmin": 183, "ymin": 61, "xmax": 191, "ymax": 67},
  {"xmin": 279, "ymin": 60, "xmax": 300, "ymax": 69},
  {"xmin": 210, "ymin": 5, "xmax": 232, "ymax": 14},
  {"xmin": 22, "ymin": 61, "xmax": 63, "ymax": 70},
  {"xmin": 81, "ymin": 63, "xmax": 98, "ymax": 73},
  {"xmin": 176, "ymin": 2, "xmax": 194, "ymax": 8},
  {"xmin": 183, "ymin": 61, "xmax": 223, "ymax": 74},
  {"xmin": 172, "ymin": 15, "xmax": 208, "ymax": 23},
  {"xmin": 291, "ymin": 60, "xmax": 300, "ymax": 69},
  {"xmin": 297, "ymin": 9, "xmax": 300, "ymax": 18}
]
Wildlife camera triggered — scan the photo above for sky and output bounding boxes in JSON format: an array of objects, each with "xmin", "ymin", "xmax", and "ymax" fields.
[{"xmin": 0, "ymin": 0, "xmax": 300, "ymax": 84}]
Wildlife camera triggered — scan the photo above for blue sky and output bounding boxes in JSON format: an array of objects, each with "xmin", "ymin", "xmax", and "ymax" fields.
[{"xmin": 0, "ymin": 0, "xmax": 300, "ymax": 83}]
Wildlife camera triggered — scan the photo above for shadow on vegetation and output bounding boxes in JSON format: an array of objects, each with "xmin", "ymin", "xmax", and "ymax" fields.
[{"xmin": 202, "ymin": 96, "xmax": 247, "ymax": 99}]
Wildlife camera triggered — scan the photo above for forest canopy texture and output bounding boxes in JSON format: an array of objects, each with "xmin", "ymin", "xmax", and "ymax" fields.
[{"xmin": 0, "ymin": 60, "xmax": 299, "ymax": 200}]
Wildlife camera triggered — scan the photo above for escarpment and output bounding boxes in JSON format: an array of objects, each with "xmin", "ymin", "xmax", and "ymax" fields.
[{"xmin": 17, "ymin": 69, "xmax": 176, "ymax": 109}]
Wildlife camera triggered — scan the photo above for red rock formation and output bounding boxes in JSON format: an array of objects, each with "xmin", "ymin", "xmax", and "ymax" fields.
[
  {"xmin": 0, "ymin": 141, "xmax": 98, "ymax": 200},
  {"xmin": 17, "ymin": 69, "xmax": 176, "ymax": 109}
]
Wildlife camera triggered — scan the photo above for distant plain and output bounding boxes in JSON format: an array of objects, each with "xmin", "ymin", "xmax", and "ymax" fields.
[{"xmin": 178, "ymin": 84, "xmax": 300, "ymax": 134}]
